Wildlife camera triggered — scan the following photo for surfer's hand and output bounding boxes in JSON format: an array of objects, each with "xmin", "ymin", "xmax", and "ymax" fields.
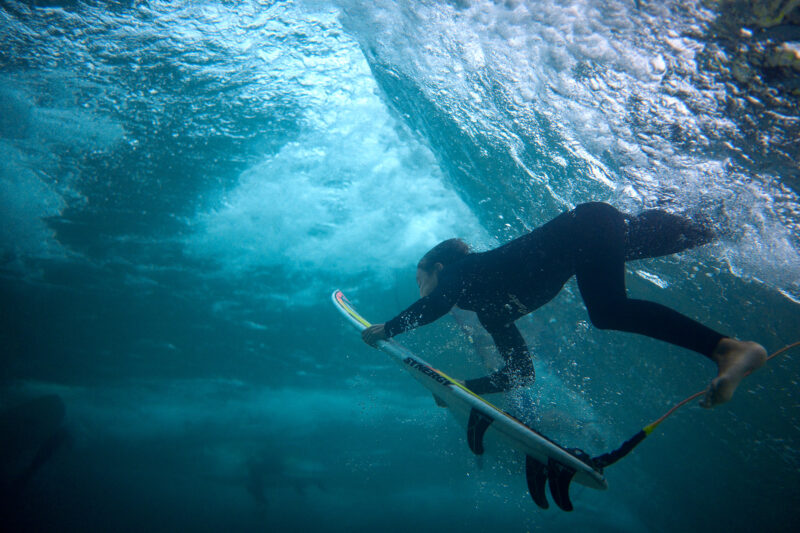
[{"xmin": 362, "ymin": 324, "xmax": 387, "ymax": 346}]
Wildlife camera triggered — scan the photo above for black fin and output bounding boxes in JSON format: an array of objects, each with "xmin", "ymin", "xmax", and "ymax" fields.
[
  {"xmin": 466, "ymin": 408, "xmax": 493, "ymax": 455},
  {"xmin": 547, "ymin": 459, "xmax": 576, "ymax": 512},
  {"xmin": 525, "ymin": 455, "xmax": 549, "ymax": 509},
  {"xmin": 432, "ymin": 394, "xmax": 447, "ymax": 407}
]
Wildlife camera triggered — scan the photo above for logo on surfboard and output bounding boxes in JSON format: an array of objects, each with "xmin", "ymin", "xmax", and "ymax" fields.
[{"xmin": 403, "ymin": 356, "xmax": 452, "ymax": 387}]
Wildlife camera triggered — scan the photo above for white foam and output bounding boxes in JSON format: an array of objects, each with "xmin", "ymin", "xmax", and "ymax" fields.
[
  {"xmin": 190, "ymin": 134, "xmax": 479, "ymax": 277},
  {"xmin": 635, "ymin": 269, "xmax": 669, "ymax": 289},
  {"xmin": 187, "ymin": 8, "xmax": 484, "ymax": 282}
]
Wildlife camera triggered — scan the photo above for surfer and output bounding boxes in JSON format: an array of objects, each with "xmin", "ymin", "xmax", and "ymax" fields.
[{"xmin": 362, "ymin": 202, "xmax": 767, "ymax": 408}]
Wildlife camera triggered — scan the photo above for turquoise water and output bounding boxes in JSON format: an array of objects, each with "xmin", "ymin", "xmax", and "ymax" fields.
[{"xmin": 1, "ymin": 1, "xmax": 799, "ymax": 531}]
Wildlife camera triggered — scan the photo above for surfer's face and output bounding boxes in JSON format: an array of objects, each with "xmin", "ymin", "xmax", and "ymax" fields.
[{"xmin": 416, "ymin": 265, "xmax": 440, "ymax": 297}]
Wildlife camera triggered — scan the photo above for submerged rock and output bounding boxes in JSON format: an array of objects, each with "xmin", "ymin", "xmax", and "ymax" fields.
[{"xmin": 706, "ymin": 0, "xmax": 800, "ymax": 94}]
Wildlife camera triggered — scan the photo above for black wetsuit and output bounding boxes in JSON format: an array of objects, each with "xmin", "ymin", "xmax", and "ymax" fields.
[{"xmin": 384, "ymin": 202, "xmax": 725, "ymax": 395}]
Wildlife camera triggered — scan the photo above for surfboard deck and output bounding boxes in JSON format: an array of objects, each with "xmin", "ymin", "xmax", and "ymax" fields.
[{"xmin": 332, "ymin": 289, "xmax": 607, "ymax": 511}]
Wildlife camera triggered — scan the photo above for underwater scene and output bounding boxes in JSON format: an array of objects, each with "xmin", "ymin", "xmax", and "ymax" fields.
[{"xmin": 1, "ymin": 0, "xmax": 799, "ymax": 531}]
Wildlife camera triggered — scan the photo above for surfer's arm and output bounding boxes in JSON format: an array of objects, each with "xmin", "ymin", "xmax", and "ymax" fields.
[
  {"xmin": 383, "ymin": 287, "xmax": 456, "ymax": 338},
  {"xmin": 464, "ymin": 322, "xmax": 534, "ymax": 394}
]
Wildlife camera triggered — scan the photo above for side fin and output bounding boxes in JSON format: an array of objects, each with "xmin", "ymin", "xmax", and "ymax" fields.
[
  {"xmin": 466, "ymin": 408, "xmax": 493, "ymax": 455},
  {"xmin": 547, "ymin": 459, "xmax": 576, "ymax": 512},
  {"xmin": 525, "ymin": 455, "xmax": 549, "ymax": 509}
]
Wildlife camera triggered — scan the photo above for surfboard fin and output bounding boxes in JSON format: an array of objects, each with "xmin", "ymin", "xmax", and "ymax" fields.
[
  {"xmin": 466, "ymin": 408, "xmax": 493, "ymax": 455},
  {"xmin": 547, "ymin": 458, "xmax": 576, "ymax": 512},
  {"xmin": 525, "ymin": 455, "xmax": 549, "ymax": 509}
]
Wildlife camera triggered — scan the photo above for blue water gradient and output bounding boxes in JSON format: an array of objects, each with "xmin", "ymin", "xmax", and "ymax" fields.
[{"xmin": 1, "ymin": 1, "xmax": 799, "ymax": 531}]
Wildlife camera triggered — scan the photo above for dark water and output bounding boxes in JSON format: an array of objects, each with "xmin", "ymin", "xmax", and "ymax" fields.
[{"xmin": 1, "ymin": 1, "xmax": 799, "ymax": 531}]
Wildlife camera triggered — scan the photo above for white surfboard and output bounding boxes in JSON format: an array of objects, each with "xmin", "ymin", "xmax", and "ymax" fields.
[{"xmin": 332, "ymin": 289, "xmax": 607, "ymax": 511}]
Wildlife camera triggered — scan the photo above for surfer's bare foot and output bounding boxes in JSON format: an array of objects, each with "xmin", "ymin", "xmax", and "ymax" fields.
[{"xmin": 701, "ymin": 338, "xmax": 767, "ymax": 408}]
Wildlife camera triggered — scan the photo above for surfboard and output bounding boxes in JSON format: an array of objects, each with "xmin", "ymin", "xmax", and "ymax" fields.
[{"xmin": 332, "ymin": 289, "xmax": 607, "ymax": 511}]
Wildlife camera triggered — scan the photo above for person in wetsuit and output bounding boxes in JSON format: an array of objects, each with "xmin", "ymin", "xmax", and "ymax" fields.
[{"xmin": 362, "ymin": 202, "xmax": 767, "ymax": 408}]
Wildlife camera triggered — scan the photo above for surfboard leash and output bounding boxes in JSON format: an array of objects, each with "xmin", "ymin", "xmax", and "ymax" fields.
[{"xmin": 592, "ymin": 340, "xmax": 800, "ymax": 470}]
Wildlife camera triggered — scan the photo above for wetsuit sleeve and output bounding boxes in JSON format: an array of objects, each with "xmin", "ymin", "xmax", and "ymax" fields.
[
  {"xmin": 464, "ymin": 322, "xmax": 534, "ymax": 394},
  {"xmin": 384, "ymin": 286, "xmax": 457, "ymax": 338}
]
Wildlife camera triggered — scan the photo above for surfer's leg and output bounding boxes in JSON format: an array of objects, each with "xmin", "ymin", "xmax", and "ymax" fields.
[
  {"xmin": 572, "ymin": 203, "xmax": 765, "ymax": 406},
  {"xmin": 465, "ymin": 359, "xmax": 534, "ymax": 395},
  {"xmin": 572, "ymin": 203, "xmax": 723, "ymax": 354},
  {"xmin": 464, "ymin": 325, "xmax": 534, "ymax": 396},
  {"xmin": 573, "ymin": 203, "xmax": 723, "ymax": 355},
  {"xmin": 624, "ymin": 209, "xmax": 715, "ymax": 260}
]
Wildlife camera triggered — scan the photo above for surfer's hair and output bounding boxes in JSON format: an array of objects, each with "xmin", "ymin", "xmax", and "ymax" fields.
[{"xmin": 418, "ymin": 238, "xmax": 470, "ymax": 272}]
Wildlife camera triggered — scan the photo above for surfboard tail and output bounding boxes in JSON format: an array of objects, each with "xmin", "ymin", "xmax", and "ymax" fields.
[
  {"xmin": 464, "ymin": 406, "xmax": 591, "ymax": 512},
  {"xmin": 468, "ymin": 407, "xmax": 579, "ymax": 512}
]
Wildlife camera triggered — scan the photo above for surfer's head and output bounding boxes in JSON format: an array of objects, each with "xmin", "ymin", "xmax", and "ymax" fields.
[{"xmin": 416, "ymin": 238, "xmax": 470, "ymax": 297}]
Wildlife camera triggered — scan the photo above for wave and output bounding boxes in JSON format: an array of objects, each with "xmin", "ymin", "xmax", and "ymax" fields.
[{"xmin": 336, "ymin": 0, "xmax": 800, "ymax": 301}]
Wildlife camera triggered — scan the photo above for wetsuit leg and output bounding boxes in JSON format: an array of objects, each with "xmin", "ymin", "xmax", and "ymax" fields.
[
  {"xmin": 464, "ymin": 322, "xmax": 534, "ymax": 395},
  {"xmin": 625, "ymin": 209, "xmax": 715, "ymax": 261},
  {"xmin": 572, "ymin": 203, "xmax": 724, "ymax": 357}
]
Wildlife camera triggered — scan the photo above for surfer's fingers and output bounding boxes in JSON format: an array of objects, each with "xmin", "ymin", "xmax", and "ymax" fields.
[
  {"xmin": 361, "ymin": 324, "xmax": 385, "ymax": 345},
  {"xmin": 360, "ymin": 327, "xmax": 373, "ymax": 343}
]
